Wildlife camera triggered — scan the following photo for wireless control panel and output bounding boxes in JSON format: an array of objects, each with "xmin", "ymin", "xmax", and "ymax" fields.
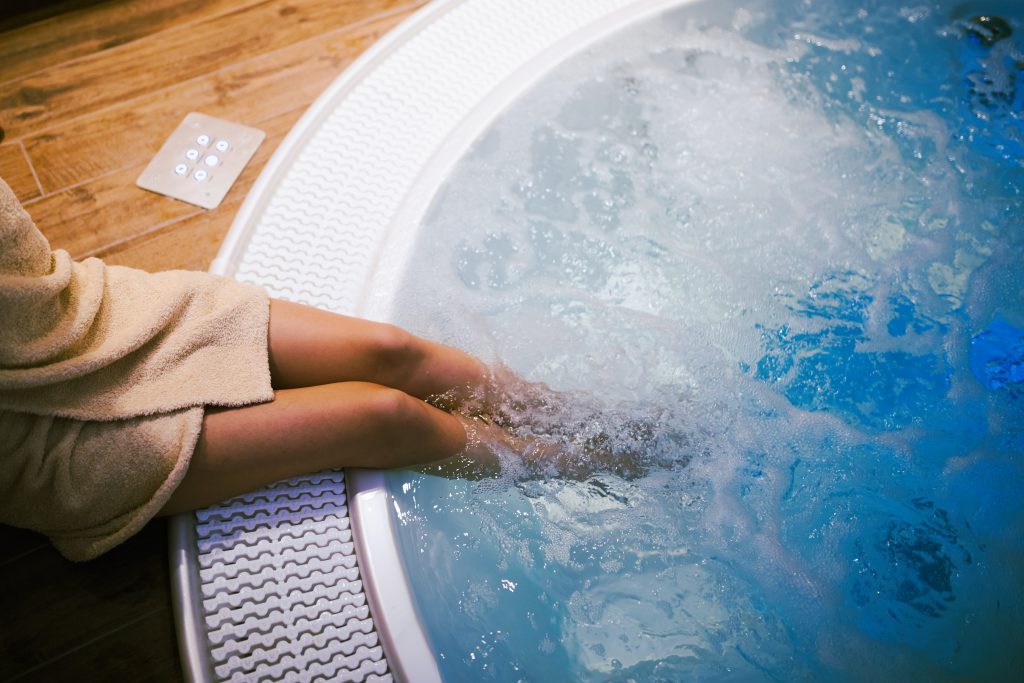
[{"xmin": 137, "ymin": 112, "xmax": 265, "ymax": 209}]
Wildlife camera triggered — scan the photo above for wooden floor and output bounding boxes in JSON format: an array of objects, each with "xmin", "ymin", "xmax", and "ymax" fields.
[{"xmin": 0, "ymin": 0, "xmax": 426, "ymax": 680}]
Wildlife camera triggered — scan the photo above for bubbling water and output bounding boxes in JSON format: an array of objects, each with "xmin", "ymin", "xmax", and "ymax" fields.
[{"xmin": 388, "ymin": 1, "xmax": 1023, "ymax": 680}]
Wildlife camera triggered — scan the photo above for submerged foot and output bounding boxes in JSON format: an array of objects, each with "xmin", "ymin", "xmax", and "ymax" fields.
[
  {"xmin": 438, "ymin": 411, "xmax": 658, "ymax": 482},
  {"xmin": 427, "ymin": 363, "xmax": 673, "ymax": 481}
]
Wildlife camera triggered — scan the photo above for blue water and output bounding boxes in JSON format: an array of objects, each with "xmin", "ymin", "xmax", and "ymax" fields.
[{"xmin": 387, "ymin": 0, "xmax": 1024, "ymax": 680}]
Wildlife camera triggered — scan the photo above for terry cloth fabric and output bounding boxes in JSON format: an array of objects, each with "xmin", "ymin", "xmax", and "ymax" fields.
[{"xmin": 0, "ymin": 177, "xmax": 274, "ymax": 560}]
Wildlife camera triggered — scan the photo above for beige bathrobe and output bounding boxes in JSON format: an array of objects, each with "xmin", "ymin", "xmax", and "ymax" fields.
[{"xmin": 0, "ymin": 178, "xmax": 274, "ymax": 560}]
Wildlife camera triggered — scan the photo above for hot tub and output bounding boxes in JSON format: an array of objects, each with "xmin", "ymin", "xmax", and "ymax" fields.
[{"xmin": 172, "ymin": 0, "xmax": 1024, "ymax": 680}]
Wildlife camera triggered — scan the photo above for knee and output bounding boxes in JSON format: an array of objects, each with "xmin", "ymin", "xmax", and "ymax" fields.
[
  {"xmin": 354, "ymin": 383, "xmax": 429, "ymax": 442},
  {"xmin": 358, "ymin": 382, "xmax": 419, "ymax": 420},
  {"xmin": 347, "ymin": 383, "xmax": 464, "ymax": 460},
  {"xmin": 366, "ymin": 324, "xmax": 427, "ymax": 385}
]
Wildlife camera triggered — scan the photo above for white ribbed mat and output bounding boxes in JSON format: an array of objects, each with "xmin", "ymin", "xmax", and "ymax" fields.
[
  {"xmin": 170, "ymin": 470, "xmax": 393, "ymax": 683},
  {"xmin": 169, "ymin": 0, "xmax": 687, "ymax": 681},
  {"xmin": 196, "ymin": 473, "xmax": 388, "ymax": 683}
]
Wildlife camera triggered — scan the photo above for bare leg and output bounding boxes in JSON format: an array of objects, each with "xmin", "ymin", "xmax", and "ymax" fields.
[
  {"xmin": 267, "ymin": 299, "xmax": 490, "ymax": 404},
  {"xmin": 161, "ymin": 300, "xmax": 547, "ymax": 514},
  {"xmin": 160, "ymin": 382, "xmax": 474, "ymax": 514}
]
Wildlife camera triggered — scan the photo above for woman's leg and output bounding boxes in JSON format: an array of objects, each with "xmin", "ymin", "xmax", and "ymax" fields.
[
  {"xmin": 160, "ymin": 381, "xmax": 476, "ymax": 515},
  {"xmin": 267, "ymin": 299, "xmax": 489, "ymax": 406},
  {"xmin": 160, "ymin": 301, "xmax": 546, "ymax": 514},
  {"xmin": 267, "ymin": 299, "xmax": 560, "ymax": 418}
]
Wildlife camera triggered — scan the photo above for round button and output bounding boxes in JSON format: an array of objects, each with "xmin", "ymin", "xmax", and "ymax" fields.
[
  {"xmin": 185, "ymin": 148, "xmax": 199, "ymax": 161},
  {"xmin": 214, "ymin": 140, "xmax": 230, "ymax": 152},
  {"xmin": 193, "ymin": 169, "xmax": 208, "ymax": 181},
  {"xmin": 203, "ymin": 154, "xmax": 219, "ymax": 167},
  {"xmin": 196, "ymin": 134, "xmax": 211, "ymax": 146},
  {"xmin": 174, "ymin": 163, "xmax": 189, "ymax": 176}
]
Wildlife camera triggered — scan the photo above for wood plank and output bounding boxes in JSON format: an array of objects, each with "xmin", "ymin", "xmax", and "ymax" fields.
[
  {"xmin": 26, "ymin": 165, "xmax": 202, "ymax": 260},
  {"xmin": 99, "ymin": 207, "xmax": 226, "ymax": 273},
  {"xmin": 0, "ymin": 0, "xmax": 267, "ymax": 85},
  {"xmin": 28, "ymin": 106, "xmax": 300, "ymax": 263},
  {"xmin": 0, "ymin": 0, "xmax": 416, "ymax": 140},
  {"xmin": 22, "ymin": 4, "xmax": 419, "ymax": 194},
  {"xmin": 0, "ymin": 0, "xmax": 106, "ymax": 35},
  {"xmin": 26, "ymin": 101, "xmax": 300, "ymax": 266},
  {"xmin": 15, "ymin": 608, "xmax": 182, "ymax": 683},
  {"xmin": 0, "ymin": 520, "xmax": 172, "ymax": 681},
  {"xmin": 0, "ymin": 523, "xmax": 48, "ymax": 568},
  {"xmin": 98, "ymin": 108, "xmax": 306, "ymax": 272},
  {"xmin": 0, "ymin": 141, "xmax": 40, "ymax": 202}
]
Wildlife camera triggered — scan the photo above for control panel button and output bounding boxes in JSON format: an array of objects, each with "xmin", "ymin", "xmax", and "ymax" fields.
[
  {"xmin": 214, "ymin": 139, "xmax": 230, "ymax": 152},
  {"xmin": 196, "ymin": 133, "xmax": 211, "ymax": 147},
  {"xmin": 174, "ymin": 163, "xmax": 189, "ymax": 176},
  {"xmin": 185, "ymin": 148, "xmax": 200, "ymax": 161},
  {"xmin": 203, "ymin": 154, "xmax": 220, "ymax": 167},
  {"xmin": 193, "ymin": 169, "xmax": 209, "ymax": 181}
]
